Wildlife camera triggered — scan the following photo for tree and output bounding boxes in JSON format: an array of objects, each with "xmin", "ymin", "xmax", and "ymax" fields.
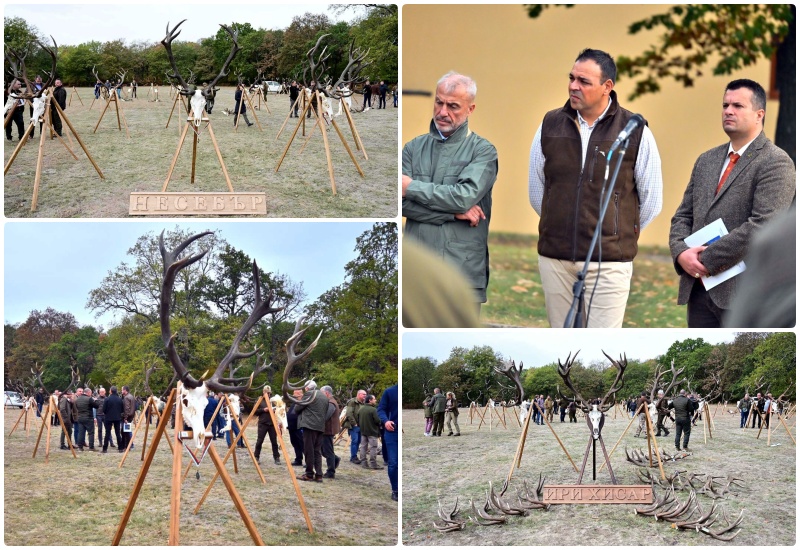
[
  {"xmin": 44, "ymin": 326, "xmax": 104, "ymax": 389},
  {"xmin": 402, "ymin": 356, "xmax": 437, "ymax": 408},
  {"xmin": 745, "ymin": 332, "xmax": 795, "ymax": 399},
  {"xmin": 658, "ymin": 338, "xmax": 713, "ymax": 386},
  {"xmin": 5, "ymin": 308, "xmax": 79, "ymax": 385},
  {"xmin": 527, "ymin": 5, "xmax": 796, "ymax": 161},
  {"xmin": 277, "ymin": 12, "xmax": 332, "ymax": 78},
  {"xmin": 349, "ymin": 5, "xmax": 398, "ymax": 82}
]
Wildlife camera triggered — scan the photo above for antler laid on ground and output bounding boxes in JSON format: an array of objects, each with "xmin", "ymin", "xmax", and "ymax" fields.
[{"xmin": 433, "ymin": 498, "xmax": 466, "ymax": 533}]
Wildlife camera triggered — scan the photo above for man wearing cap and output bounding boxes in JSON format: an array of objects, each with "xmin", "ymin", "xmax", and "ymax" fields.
[{"xmin": 294, "ymin": 381, "xmax": 329, "ymax": 482}]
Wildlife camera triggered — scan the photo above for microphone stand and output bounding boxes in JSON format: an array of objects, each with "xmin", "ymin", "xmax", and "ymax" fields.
[{"xmin": 563, "ymin": 139, "xmax": 631, "ymax": 328}]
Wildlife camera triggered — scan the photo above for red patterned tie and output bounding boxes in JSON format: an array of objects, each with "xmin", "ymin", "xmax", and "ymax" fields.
[{"xmin": 715, "ymin": 152, "xmax": 740, "ymax": 195}]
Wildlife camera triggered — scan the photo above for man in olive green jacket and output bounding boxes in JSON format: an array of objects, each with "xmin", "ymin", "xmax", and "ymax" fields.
[
  {"xmin": 429, "ymin": 388, "xmax": 447, "ymax": 436},
  {"xmin": 356, "ymin": 394, "xmax": 383, "ymax": 469},
  {"xmin": 402, "ymin": 72, "xmax": 498, "ymax": 316}
]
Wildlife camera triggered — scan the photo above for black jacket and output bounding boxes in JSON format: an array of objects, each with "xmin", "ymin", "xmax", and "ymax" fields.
[{"xmin": 103, "ymin": 393, "xmax": 124, "ymax": 422}]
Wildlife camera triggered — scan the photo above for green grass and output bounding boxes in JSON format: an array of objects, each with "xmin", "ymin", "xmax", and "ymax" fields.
[{"xmin": 482, "ymin": 232, "xmax": 687, "ymax": 328}]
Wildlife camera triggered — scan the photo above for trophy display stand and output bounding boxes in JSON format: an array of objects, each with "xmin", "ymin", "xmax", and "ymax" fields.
[
  {"xmin": 93, "ymin": 90, "xmax": 130, "ymax": 137},
  {"xmin": 4, "ymin": 94, "xmax": 105, "ymax": 211},
  {"xmin": 31, "ymin": 394, "xmax": 78, "ymax": 462},
  {"xmin": 165, "ymin": 92, "xmax": 189, "ymax": 130},
  {"xmin": 275, "ymin": 90, "xmax": 364, "ymax": 195},
  {"xmin": 118, "ymin": 395, "xmax": 174, "ymax": 468},
  {"xmin": 234, "ymin": 88, "xmax": 263, "ymax": 132},
  {"xmin": 68, "ymin": 86, "xmax": 84, "ymax": 106}
]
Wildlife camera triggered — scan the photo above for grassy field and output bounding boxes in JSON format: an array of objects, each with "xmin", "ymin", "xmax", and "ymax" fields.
[
  {"xmin": 4, "ymin": 87, "xmax": 398, "ymax": 218},
  {"xmin": 482, "ymin": 233, "xmax": 687, "ymax": 328},
  {"xmin": 401, "ymin": 407, "xmax": 796, "ymax": 545},
  {"xmin": 3, "ymin": 408, "xmax": 397, "ymax": 546}
]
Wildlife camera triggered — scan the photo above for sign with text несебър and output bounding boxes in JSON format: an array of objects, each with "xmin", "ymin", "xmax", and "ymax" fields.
[{"xmin": 129, "ymin": 192, "xmax": 267, "ymax": 215}]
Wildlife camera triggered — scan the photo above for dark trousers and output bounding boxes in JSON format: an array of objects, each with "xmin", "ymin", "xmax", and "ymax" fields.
[
  {"xmin": 50, "ymin": 106, "xmax": 63, "ymax": 136},
  {"xmin": 432, "ymin": 412, "xmax": 445, "ymax": 435},
  {"xmin": 560, "ymin": 408, "xmax": 567, "ymax": 422},
  {"xmin": 290, "ymin": 95, "xmax": 299, "ymax": 116},
  {"xmin": 104, "ymin": 420, "xmax": 122, "ymax": 451},
  {"xmin": 289, "ymin": 427, "xmax": 304, "ymax": 462},
  {"xmin": 363, "ymin": 94, "xmax": 372, "ymax": 108},
  {"xmin": 254, "ymin": 422, "xmax": 279, "ymax": 460},
  {"xmin": 674, "ymin": 417, "xmax": 691, "ymax": 449},
  {"xmin": 322, "ymin": 434, "xmax": 338, "ymax": 474},
  {"xmin": 656, "ymin": 413, "xmax": 670, "ymax": 435},
  {"xmin": 95, "ymin": 416, "xmax": 106, "ymax": 447},
  {"xmin": 76, "ymin": 418, "xmax": 95, "ymax": 448},
  {"xmin": 6, "ymin": 106, "xmax": 24, "ymax": 139},
  {"xmin": 61, "ymin": 422, "xmax": 73, "ymax": 447},
  {"xmin": 687, "ymin": 281, "xmax": 726, "ymax": 328},
  {"xmin": 384, "ymin": 428, "xmax": 398, "ymax": 493},
  {"xmin": 302, "ymin": 429, "xmax": 324, "ymax": 476},
  {"xmin": 378, "ymin": 94, "xmax": 386, "ymax": 109},
  {"xmin": 751, "ymin": 410, "xmax": 761, "ymax": 428},
  {"xmin": 120, "ymin": 419, "xmax": 132, "ymax": 450}
]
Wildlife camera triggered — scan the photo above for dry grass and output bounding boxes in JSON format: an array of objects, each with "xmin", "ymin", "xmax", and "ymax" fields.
[
  {"xmin": 3, "ymin": 408, "xmax": 397, "ymax": 545},
  {"xmin": 401, "ymin": 407, "xmax": 796, "ymax": 545},
  {"xmin": 4, "ymin": 88, "xmax": 398, "ymax": 218}
]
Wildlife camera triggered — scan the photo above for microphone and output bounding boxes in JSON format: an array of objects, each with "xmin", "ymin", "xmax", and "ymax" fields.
[{"xmin": 606, "ymin": 114, "xmax": 644, "ymax": 161}]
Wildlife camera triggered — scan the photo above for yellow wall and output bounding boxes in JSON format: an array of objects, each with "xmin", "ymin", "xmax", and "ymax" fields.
[{"xmin": 402, "ymin": 4, "xmax": 777, "ymax": 246}]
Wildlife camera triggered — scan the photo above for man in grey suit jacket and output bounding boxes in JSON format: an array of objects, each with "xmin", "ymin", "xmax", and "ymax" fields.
[{"xmin": 669, "ymin": 79, "xmax": 795, "ymax": 327}]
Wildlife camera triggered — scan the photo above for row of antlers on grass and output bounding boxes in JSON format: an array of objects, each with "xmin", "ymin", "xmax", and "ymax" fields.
[
  {"xmin": 303, "ymin": 34, "xmax": 370, "ymax": 99},
  {"xmin": 4, "ymin": 37, "xmax": 57, "ymax": 99},
  {"xmin": 434, "ymin": 475, "xmax": 549, "ymax": 533},
  {"xmin": 625, "ymin": 447, "xmax": 690, "ymax": 468},
  {"xmin": 159, "ymin": 231, "xmax": 321, "ymax": 406},
  {"xmin": 634, "ymin": 487, "xmax": 743, "ymax": 541},
  {"xmin": 636, "ymin": 468, "xmax": 745, "ymax": 500}
]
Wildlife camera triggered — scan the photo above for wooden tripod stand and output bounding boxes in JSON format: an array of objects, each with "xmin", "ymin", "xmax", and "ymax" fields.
[
  {"xmin": 93, "ymin": 90, "xmax": 130, "ymax": 137},
  {"xmin": 275, "ymin": 90, "xmax": 365, "ymax": 195},
  {"xmin": 118, "ymin": 395, "xmax": 175, "ymax": 468},
  {"xmin": 112, "ymin": 385, "xmax": 265, "ymax": 545},
  {"xmin": 32, "ymin": 394, "xmax": 77, "ymax": 461},
  {"xmin": 163, "ymin": 108, "xmax": 234, "ymax": 192},
  {"xmin": 8, "ymin": 399, "xmax": 41, "ymax": 438},
  {"xmin": 68, "ymin": 86, "xmax": 84, "ymax": 106},
  {"xmin": 165, "ymin": 92, "xmax": 189, "ymax": 129},
  {"xmin": 4, "ymin": 94, "xmax": 105, "ymax": 211},
  {"xmin": 599, "ymin": 402, "xmax": 667, "ymax": 480},
  {"xmin": 235, "ymin": 88, "xmax": 263, "ymax": 132}
]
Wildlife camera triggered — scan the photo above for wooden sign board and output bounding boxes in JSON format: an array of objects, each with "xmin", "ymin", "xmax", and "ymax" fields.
[
  {"xmin": 129, "ymin": 192, "xmax": 267, "ymax": 215},
  {"xmin": 542, "ymin": 485, "xmax": 653, "ymax": 504}
]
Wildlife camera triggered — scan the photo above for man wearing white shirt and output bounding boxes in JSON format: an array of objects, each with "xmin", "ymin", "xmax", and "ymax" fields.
[
  {"xmin": 528, "ymin": 48, "xmax": 663, "ymax": 328},
  {"xmin": 669, "ymin": 79, "xmax": 795, "ymax": 327}
]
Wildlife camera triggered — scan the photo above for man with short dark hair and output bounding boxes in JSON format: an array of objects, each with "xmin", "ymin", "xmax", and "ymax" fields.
[
  {"xmin": 669, "ymin": 389, "xmax": 697, "ymax": 452},
  {"xmin": 103, "ymin": 386, "xmax": 124, "ymax": 453},
  {"xmin": 74, "ymin": 387, "xmax": 99, "ymax": 451},
  {"xmin": 254, "ymin": 386, "xmax": 281, "ymax": 466},
  {"xmin": 669, "ymin": 79, "xmax": 795, "ymax": 327},
  {"xmin": 377, "ymin": 384, "xmax": 398, "ymax": 501},
  {"xmin": 320, "ymin": 385, "xmax": 341, "ymax": 479},
  {"xmin": 121, "ymin": 386, "xmax": 136, "ymax": 451},
  {"xmin": 529, "ymin": 48, "xmax": 663, "ymax": 328},
  {"xmin": 343, "ymin": 389, "xmax": 366, "ymax": 463},
  {"xmin": 357, "ymin": 394, "xmax": 382, "ymax": 470},
  {"xmin": 50, "ymin": 78, "xmax": 67, "ymax": 137},
  {"xmin": 655, "ymin": 389, "xmax": 671, "ymax": 437},
  {"xmin": 738, "ymin": 393, "xmax": 751, "ymax": 429},
  {"xmin": 58, "ymin": 390, "xmax": 75, "ymax": 450}
]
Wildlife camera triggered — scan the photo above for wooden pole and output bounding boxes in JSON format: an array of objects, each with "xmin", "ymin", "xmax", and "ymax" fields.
[
  {"xmin": 69, "ymin": 86, "xmax": 84, "ymax": 106},
  {"xmin": 118, "ymin": 396, "xmax": 155, "ymax": 468},
  {"xmin": 536, "ymin": 402, "xmax": 578, "ymax": 472},
  {"xmin": 31, "ymin": 100, "xmax": 50, "ymax": 212},
  {"xmin": 169, "ymin": 386, "xmax": 183, "ymax": 545},
  {"xmin": 476, "ymin": 403, "xmax": 490, "ymax": 431},
  {"xmin": 275, "ymin": 94, "xmax": 302, "ymax": 141},
  {"xmin": 162, "ymin": 120, "xmax": 192, "ymax": 191},
  {"xmin": 206, "ymin": 119, "xmax": 235, "ymax": 192},
  {"xmin": 242, "ymin": 89, "xmax": 263, "ymax": 131},
  {"xmin": 3, "ymin": 122, "xmax": 35, "ymax": 175},
  {"xmin": 234, "ymin": 88, "xmax": 245, "ymax": 132},
  {"xmin": 643, "ymin": 406, "xmax": 666, "ymax": 480},
  {"xmin": 275, "ymin": 98, "xmax": 313, "ymax": 172},
  {"xmin": 93, "ymin": 95, "xmax": 113, "ymax": 133},
  {"xmin": 599, "ymin": 402, "xmax": 643, "ymax": 472},
  {"xmin": 341, "ymin": 97, "xmax": 367, "ymax": 159},
  {"xmin": 52, "ymin": 100, "xmax": 105, "ymax": 179},
  {"xmin": 315, "ymin": 92, "xmax": 337, "ymax": 195},
  {"xmin": 190, "ymin": 124, "xmax": 199, "ymax": 184},
  {"xmin": 330, "ymin": 119, "xmax": 365, "ymax": 177},
  {"xmin": 505, "ymin": 401, "xmax": 535, "ymax": 487}
]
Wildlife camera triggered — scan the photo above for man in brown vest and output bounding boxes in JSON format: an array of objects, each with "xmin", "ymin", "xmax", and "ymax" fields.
[{"xmin": 528, "ymin": 48, "xmax": 663, "ymax": 328}]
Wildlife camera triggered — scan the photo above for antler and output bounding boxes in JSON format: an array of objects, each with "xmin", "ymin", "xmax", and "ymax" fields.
[
  {"xmin": 649, "ymin": 359, "xmax": 686, "ymax": 401},
  {"xmin": 31, "ymin": 363, "xmax": 47, "ymax": 394},
  {"xmin": 325, "ymin": 39, "xmax": 371, "ymax": 99},
  {"xmin": 204, "ymin": 24, "xmax": 240, "ymax": 98},
  {"xmin": 599, "ymin": 350, "xmax": 627, "ymax": 412},
  {"xmin": 162, "ymin": 20, "xmax": 193, "ymax": 93},
  {"xmin": 114, "ymin": 69, "xmax": 127, "ymax": 90},
  {"xmin": 143, "ymin": 357, "xmax": 159, "ymax": 395},
  {"xmin": 556, "ymin": 351, "xmax": 590, "ymax": 412},
  {"xmin": 303, "ymin": 34, "xmax": 331, "ymax": 89},
  {"xmin": 494, "ymin": 359, "xmax": 524, "ymax": 404},
  {"xmin": 66, "ymin": 364, "xmax": 80, "ymax": 392},
  {"xmin": 6, "ymin": 37, "xmax": 57, "ymax": 99},
  {"xmin": 281, "ymin": 317, "xmax": 323, "ymax": 405}
]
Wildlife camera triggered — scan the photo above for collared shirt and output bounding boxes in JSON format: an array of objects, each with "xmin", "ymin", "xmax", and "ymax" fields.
[
  {"xmin": 719, "ymin": 136, "xmax": 757, "ymax": 180},
  {"xmin": 528, "ymin": 97, "xmax": 663, "ymax": 230}
]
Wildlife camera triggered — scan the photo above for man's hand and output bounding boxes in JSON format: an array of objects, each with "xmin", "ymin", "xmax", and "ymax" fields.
[
  {"xmin": 402, "ymin": 174, "xmax": 412, "ymax": 196},
  {"xmin": 677, "ymin": 246, "xmax": 709, "ymax": 278},
  {"xmin": 455, "ymin": 205, "xmax": 486, "ymax": 227},
  {"xmin": 384, "ymin": 420, "xmax": 395, "ymax": 432}
]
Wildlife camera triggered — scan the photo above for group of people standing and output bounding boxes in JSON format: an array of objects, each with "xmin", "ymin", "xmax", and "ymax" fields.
[{"xmin": 422, "ymin": 388, "xmax": 460, "ymax": 436}]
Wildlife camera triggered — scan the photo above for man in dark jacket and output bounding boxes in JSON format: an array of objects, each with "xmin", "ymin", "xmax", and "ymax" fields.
[
  {"xmin": 58, "ymin": 390, "xmax": 75, "ymax": 450},
  {"xmin": 343, "ymin": 390, "xmax": 366, "ymax": 463},
  {"xmin": 321, "ymin": 385, "xmax": 341, "ymax": 479},
  {"xmin": 655, "ymin": 390, "xmax": 671, "ymax": 437},
  {"xmin": 103, "ymin": 386, "xmax": 124, "ymax": 453},
  {"xmin": 35, "ymin": 388, "xmax": 45, "ymax": 417},
  {"xmin": 295, "ymin": 381, "xmax": 329, "ymax": 482},
  {"xmin": 254, "ymin": 386, "xmax": 281, "ymax": 465},
  {"xmin": 286, "ymin": 389, "xmax": 304, "ymax": 466},
  {"xmin": 74, "ymin": 387, "xmax": 99, "ymax": 450},
  {"xmin": 357, "ymin": 394, "xmax": 382, "ymax": 469},
  {"xmin": 121, "ymin": 386, "xmax": 136, "ymax": 451},
  {"xmin": 669, "ymin": 389, "xmax": 697, "ymax": 451},
  {"xmin": 289, "ymin": 80, "xmax": 300, "ymax": 117},
  {"xmin": 377, "ymin": 385, "xmax": 398, "ymax": 501},
  {"xmin": 429, "ymin": 388, "xmax": 446, "ymax": 436},
  {"xmin": 233, "ymin": 83, "xmax": 253, "ymax": 127},
  {"xmin": 50, "ymin": 78, "xmax": 67, "ymax": 137}
]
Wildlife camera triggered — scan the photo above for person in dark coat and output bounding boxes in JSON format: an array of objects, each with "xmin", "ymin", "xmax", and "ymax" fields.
[
  {"xmin": 204, "ymin": 392, "xmax": 220, "ymax": 440},
  {"xmin": 356, "ymin": 394, "xmax": 383, "ymax": 469},
  {"xmin": 103, "ymin": 386, "xmax": 124, "ymax": 453},
  {"xmin": 321, "ymin": 385, "xmax": 341, "ymax": 479},
  {"xmin": 295, "ymin": 381, "xmax": 329, "ymax": 482},
  {"xmin": 668, "ymin": 389, "xmax": 698, "ymax": 452},
  {"xmin": 233, "ymin": 83, "xmax": 253, "ymax": 127},
  {"xmin": 378, "ymin": 80, "xmax": 388, "ymax": 109},
  {"xmin": 289, "ymin": 80, "xmax": 300, "ymax": 117},
  {"xmin": 50, "ymin": 79, "xmax": 67, "ymax": 137},
  {"xmin": 377, "ymin": 385, "xmax": 398, "ymax": 501},
  {"xmin": 286, "ymin": 389, "xmax": 304, "ymax": 466},
  {"xmin": 254, "ymin": 386, "xmax": 281, "ymax": 465},
  {"xmin": 58, "ymin": 390, "xmax": 75, "ymax": 449}
]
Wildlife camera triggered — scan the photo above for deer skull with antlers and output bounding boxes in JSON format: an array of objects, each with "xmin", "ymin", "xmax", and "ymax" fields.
[
  {"xmin": 159, "ymin": 230, "xmax": 283, "ymax": 449},
  {"xmin": 5, "ymin": 37, "xmax": 58, "ymax": 128},
  {"xmin": 162, "ymin": 20, "xmax": 239, "ymax": 126}
]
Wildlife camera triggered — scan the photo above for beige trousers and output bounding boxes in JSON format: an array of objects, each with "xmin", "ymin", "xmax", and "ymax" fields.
[{"xmin": 538, "ymin": 256, "xmax": 633, "ymax": 328}]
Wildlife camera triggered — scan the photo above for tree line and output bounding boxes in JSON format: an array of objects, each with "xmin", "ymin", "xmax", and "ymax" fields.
[
  {"xmin": 3, "ymin": 6, "xmax": 397, "ymax": 87},
  {"xmin": 4, "ymin": 223, "xmax": 398, "ymax": 407},
  {"xmin": 402, "ymin": 333, "xmax": 796, "ymax": 408}
]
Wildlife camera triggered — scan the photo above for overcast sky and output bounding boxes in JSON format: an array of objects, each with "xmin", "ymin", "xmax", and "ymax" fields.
[
  {"xmin": 402, "ymin": 330, "xmax": 740, "ymax": 367},
  {"xmin": 4, "ymin": 4, "xmax": 352, "ymax": 46},
  {"xmin": 4, "ymin": 221, "xmax": 377, "ymax": 329}
]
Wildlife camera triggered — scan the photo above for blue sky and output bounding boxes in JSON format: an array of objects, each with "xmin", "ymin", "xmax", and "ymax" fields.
[
  {"xmin": 5, "ymin": 4, "xmax": 353, "ymax": 46},
  {"xmin": 4, "ymin": 220, "xmax": 378, "ymax": 329}
]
